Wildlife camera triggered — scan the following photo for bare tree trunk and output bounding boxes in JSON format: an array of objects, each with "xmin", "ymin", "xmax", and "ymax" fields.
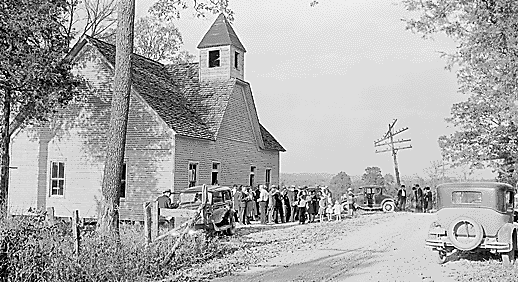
[
  {"xmin": 0, "ymin": 89, "xmax": 10, "ymax": 215},
  {"xmin": 97, "ymin": 0, "xmax": 135, "ymax": 237}
]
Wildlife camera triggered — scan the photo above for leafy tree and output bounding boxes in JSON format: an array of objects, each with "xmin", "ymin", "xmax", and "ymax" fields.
[
  {"xmin": 403, "ymin": 0, "xmax": 518, "ymax": 184},
  {"xmin": 0, "ymin": 0, "xmax": 81, "ymax": 212},
  {"xmin": 104, "ymin": 15, "xmax": 195, "ymax": 63},
  {"xmin": 361, "ymin": 167, "xmax": 384, "ymax": 186},
  {"xmin": 328, "ymin": 172, "xmax": 352, "ymax": 199},
  {"xmin": 383, "ymin": 173, "xmax": 397, "ymax": 197}
]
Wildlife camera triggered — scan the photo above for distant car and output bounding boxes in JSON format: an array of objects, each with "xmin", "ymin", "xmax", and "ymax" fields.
[
  {"xmin": 425, "ymin": 182, "xmax": 518, "ymax": 265},
  {"xmin": 350, "ymin": 185, "xmax": 396, "ymax": 213},
  {"xmin": 164, "ymin": 185, "xmax": 236, "ymax": 235}
]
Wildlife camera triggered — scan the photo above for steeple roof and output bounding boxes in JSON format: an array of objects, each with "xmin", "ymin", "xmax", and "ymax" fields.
[{"xmin": 197, "ymin": 13, "xmax": 246, "ymax": 51}]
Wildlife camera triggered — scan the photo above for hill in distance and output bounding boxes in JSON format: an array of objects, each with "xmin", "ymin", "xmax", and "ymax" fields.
[{"xmin": 280, "ymin": 172, "xmax": 335, "ymax": 187}]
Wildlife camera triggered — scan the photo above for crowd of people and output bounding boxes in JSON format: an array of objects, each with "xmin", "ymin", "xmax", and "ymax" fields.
[
  {"xmin": 231, "ymin": 184, "xmax": 353, "ymax": 225},
  {"xmin": 396, "ymin": 184, "xmax": 434, "ymax": 212}
]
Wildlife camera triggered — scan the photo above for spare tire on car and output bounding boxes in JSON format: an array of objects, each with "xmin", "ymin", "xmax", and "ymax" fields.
[{"xmin": 447, "ymin": 217, "xmax": 484, "ymax": 251}]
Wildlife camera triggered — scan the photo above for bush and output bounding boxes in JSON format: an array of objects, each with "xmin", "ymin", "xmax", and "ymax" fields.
[{"xmin": 0, "ymin": 216, "xmax": 236, "ymax": 282}]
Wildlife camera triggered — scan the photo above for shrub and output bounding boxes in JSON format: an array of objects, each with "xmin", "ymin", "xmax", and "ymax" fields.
[{"xmin": 0, "ymin": 216, "xmax": 236, "ymax": 282}]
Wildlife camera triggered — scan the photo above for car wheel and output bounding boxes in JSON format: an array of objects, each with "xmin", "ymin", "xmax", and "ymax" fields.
[
  {"xmin": 502, "ymin": 231, "xmax": 517, "ymax": 266},
  {"xmin": 224, "ymin": 214, "xmax": 236, "ymax": 236},
  {"xmin": 437, "ymin": 251, "xmax": 448, "ymax": 264},
  {"xmin": 382, "ymin": 201, "xmax": 395, "ymax": 213},
  {"xmin": 447, "ymin": 217, "xmax": 483, "ymax": 251}
]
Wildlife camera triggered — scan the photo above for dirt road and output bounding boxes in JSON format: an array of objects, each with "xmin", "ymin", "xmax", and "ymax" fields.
[{"xmin": 213, "ymin": 212, "xmax": 459, "ymax": 282}]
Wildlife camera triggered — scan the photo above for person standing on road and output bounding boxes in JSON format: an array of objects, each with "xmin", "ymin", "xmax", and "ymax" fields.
[
  {"xmin": 333, "ymin": 200, "xmax": 343, "ymax": 221},
  {"xmin": 397, "ymin": 185, "xmax": 407, "ymax": 212},
  {"xmin": 347, "ymin": 188, "xmax": 356, "ymax": 218},
  {"xmin": 245, "ymin": 186, "xmax": 256, "ymax": 223},
  {"xmin": 423, "ymin": 187, "xmax": 432, "ymax": 213},
  {"xmin": 258, "ymin": 185, "xmax": 269, "ymax": 224},
  {"xmin": 232, "ymin": 184, "xmax": 241, "ymax": 222},
  {"xmin": 274, "ymin": 186, "xmax": 284, "ymax": 223},
  {"xmin": 288, "ymin": 186, "xmax": 298, "ymax": 222},
  {"xmin": 318, "ymin": 193, "xmax": 327, "ymax": 222},
  {"xmin": 282, "ymin": 187, "xmax": 290, "ymax": 223},
  {"xmin": 239, "ymin": 186, "xmax": 249, "ymax": 224},
  {"xmin": 298, "ymin": 194, "xmax": 308, "ymax": 224},
  {"xmin": 415, "ymin": 184, "xmax": 423, "ymax": 213}
]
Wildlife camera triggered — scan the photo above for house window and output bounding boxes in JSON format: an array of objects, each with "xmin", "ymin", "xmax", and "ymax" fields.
[
  {"xmin": 249, "ymin": 166, "xmax": 256, "ymax": 187},
  {"xmin": 211, "ymin": 162, "xmax": 220, "ymax": 185},
  {"xmin": 188, "ymin": 162, "xmax": 198, "ymax": 188},
  {"xmin": 120, "ymin": 163, "xmax": 127, "ymax": 198},
  {"xmin": 234, "ymin": 51, "xmax": 239, "ymax": 69},
  {"xmin": 209, "ymin": 50, "xmax": 220, "ymax": 68},
  {"xmin": 50, "ymin": 161, "xmax": 65, "ymax": 196},
  {"xmin": 265, "ymin": 168, "xmax": 271, "ymax": 188}
]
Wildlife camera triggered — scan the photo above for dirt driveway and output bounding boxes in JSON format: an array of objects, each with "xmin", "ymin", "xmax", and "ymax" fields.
[{"xmin": 213, "ymin": 212, "xmax": 460, "ymax": 282}]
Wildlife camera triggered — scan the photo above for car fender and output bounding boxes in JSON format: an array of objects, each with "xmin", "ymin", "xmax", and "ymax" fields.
[
  {"xmin": 381, "ymin": 198, "xmax": 394, "ymax": 206},
  {"xmin": 497, "ymin": 223, "xmax": 518, "ymax": 245},
  {"xmin": 211, "ymin": 207, "xmax": 229, "ymax": 223}
]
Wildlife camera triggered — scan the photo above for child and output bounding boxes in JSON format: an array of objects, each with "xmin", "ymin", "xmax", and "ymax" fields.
[
  {"xmin": 318, "ymin": 196, "xmax": 327, "ymax": 222},
  {"xmin": 326, "ymin": 203, "xmax": 333, "ymax": 221},
  {"xmin": 333, "ymin": 200, "xmax": 342, "ymax": 221}
]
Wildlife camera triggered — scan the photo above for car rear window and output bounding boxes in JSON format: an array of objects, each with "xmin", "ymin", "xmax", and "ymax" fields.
[{"xmin": 452, "ymin": 191, "xmax": 482, "ymax": 204}]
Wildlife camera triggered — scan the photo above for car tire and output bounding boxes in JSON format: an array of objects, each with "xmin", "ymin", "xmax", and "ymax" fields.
[
  {"xmin": 502, "ymin": 231, "xmax": 516, "ymax": 266},
  {"xmin": 382, "ymin": 201, "xmax": 395, "ymax": 213},
  {"xmin": 437, "ymin": 251, "xmax": 448, "ymax": 264},
  {"xmin": 224, "ymin": 213, "xmax": 236, "ymax": 236},
  {"xmin": 447, "ymin": 217, "xmax": 484, "ymax": 251}
]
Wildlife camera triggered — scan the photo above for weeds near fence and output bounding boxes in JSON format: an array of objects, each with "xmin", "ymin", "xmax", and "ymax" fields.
[{"xmin": 0, "ymin": 215, "xmax": 241, "ymax": 282}]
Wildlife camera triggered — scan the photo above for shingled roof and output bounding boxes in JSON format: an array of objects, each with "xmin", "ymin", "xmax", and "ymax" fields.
[
  {"xmin": 85, "ymin": 37, "xmax": 213, "ymax": 140},
  {"xmin": 167, "ymin": 63, "xmax": 285, "ymax": 152},
  {"xmin": 197, "ymin": 13, "xmax": 246, "ymax": 51},
  {"xmin": 76, "ymin": 37, "xmax": 283, "ymax": 151}
]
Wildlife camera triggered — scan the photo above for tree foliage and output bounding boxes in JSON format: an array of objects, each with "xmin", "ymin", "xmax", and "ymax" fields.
[
  {"xmin": 105, "ymin": 15, "xmax": 195, "ymax": 63},
  {"xmin": 328, "ymin": 172, "xmax": 352, "ymax": 198},
  {"xmin": 149, "ymin": 0, "xmax": 234, "ymax": 21},
  {"xmin": 361, "ymin": 167, "xmax": 385, "ymax": 186},
  {"xmin": 403, "ymin": 0, "xmax": 518, "ymax": 184},
  {"xmin": 0, "ymin": 0, "xmax": 82, "ymax": 211}
]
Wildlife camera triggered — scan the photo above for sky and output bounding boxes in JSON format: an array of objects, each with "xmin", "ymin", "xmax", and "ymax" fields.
[{"xmin": 134, "ymin": 0, "xmax": 492, "ymax": 179}]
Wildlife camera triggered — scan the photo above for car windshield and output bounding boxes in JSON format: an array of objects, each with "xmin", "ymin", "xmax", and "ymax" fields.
[
  {"xmin": 452, "ymin": 191, "xmax": 482, "ymax": 204},
  {"xmin": 179, "ymin": 192, "xmax": 212, "ymax": 204}
]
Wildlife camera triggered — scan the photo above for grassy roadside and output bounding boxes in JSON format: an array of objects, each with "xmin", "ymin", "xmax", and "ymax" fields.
[
  {"xmin": 448, "ymin": 255, "xmax": 518, "ymax": 282},
  {"xmin": 0, "ymin": 212, "xmax": 400, "ymax": 282}
]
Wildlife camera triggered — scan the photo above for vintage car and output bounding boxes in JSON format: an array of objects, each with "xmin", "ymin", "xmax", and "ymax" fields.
[
  {"xmin": 162, "ymin": 185, "xmax": 236, "ymax": 235},
  {"xmin": 350, "ymin": 185, "xmax": 396, "ymax": 212},
  {"xmin": 425, "ymin": 182, "xmax": 517, "ymax": 265}
]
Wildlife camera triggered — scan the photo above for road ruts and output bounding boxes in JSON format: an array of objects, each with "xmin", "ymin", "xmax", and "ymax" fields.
[{"xmin": 212, "ymin": 213, "xmax": 458, "ymax": 282}]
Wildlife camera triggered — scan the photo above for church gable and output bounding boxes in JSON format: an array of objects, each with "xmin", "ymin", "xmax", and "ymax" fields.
[{"xmin": 217, "ymin": 84, "xmax": 259, "ymax": 145}]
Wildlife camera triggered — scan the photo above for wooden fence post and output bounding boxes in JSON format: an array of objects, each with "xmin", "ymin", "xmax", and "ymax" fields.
[
  {"xmin": 151, "ymin": 201, "xmax": 159, "ymax": 239},
  {"xmin": 45, "ymin": 207, "xmax": 55, "ymax": 225},
  {"xmin": 71, "ymin": 210, "xmax": 80, "ymax": 256},
  {"xmin": 143, "ymin": 202, "xmax": 152, "ymax": 244}
]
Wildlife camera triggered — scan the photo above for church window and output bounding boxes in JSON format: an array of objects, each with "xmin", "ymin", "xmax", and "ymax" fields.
[
  {"xmin": 234, "ymin": 51, "xmax": 239, "ymax": 69},
  {"xmin": 209, "ymin": 50, "xmax": 220, "ymax": 68}
]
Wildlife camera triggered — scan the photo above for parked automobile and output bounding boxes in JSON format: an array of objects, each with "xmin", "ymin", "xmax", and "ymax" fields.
[
  {"xmin": 347, "ymin": 185, "xmax": 396, "ymax": 212},
  {"xmin": 425, "ymin": 182, "xmax": 517, "ymax": 265},
  {"xmin": 163, "ymin": 185, "xmax": 236, "ymax": 235}
]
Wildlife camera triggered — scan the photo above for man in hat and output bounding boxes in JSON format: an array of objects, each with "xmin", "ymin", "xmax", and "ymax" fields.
[
  {"xmin": 157, "ymin": 189, "xmax": 172, "ymax": 209},
  {"xmin": 347, "ymin": 188, "xmax": 356, "ymax": 217},
  {"xmin": 258, "ymin": 184, "xmax": 269, "ymax": 224},
  {"xmin": 415, "ymin": 184, "xmax": 423, "ymax": 213},
  {"xmin": 397, "ymin": 185, "xmax": 407, "ymax": 212},
  {"xmin": 288, "ymin": 185, "xmax": 298, "ymax": 222}
]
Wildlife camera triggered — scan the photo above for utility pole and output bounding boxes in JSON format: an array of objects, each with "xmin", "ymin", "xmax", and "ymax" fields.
[{"xmin": 374, "ymin": 119, "xmax": 412, "ymax": 187}]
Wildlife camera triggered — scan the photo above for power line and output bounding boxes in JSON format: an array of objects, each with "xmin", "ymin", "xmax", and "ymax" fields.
[{"xmin": 374, "ymin": 119, "xmax": 412, "ymax": 187}]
